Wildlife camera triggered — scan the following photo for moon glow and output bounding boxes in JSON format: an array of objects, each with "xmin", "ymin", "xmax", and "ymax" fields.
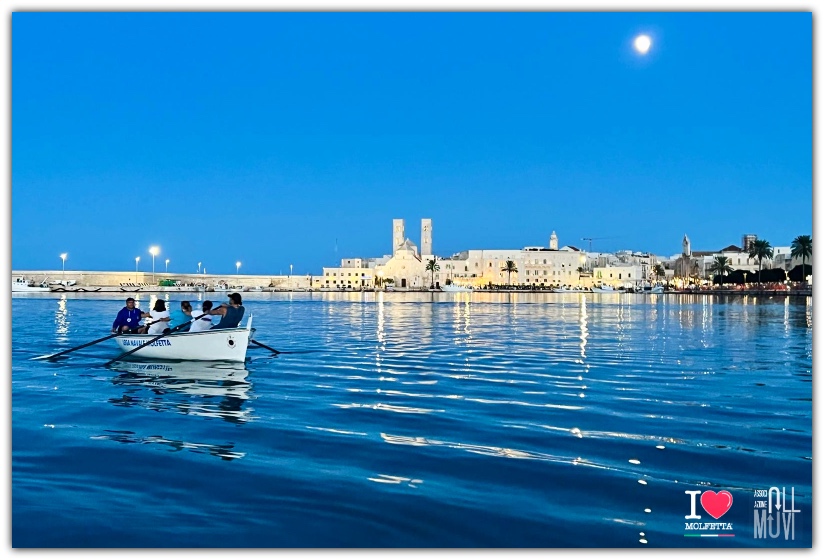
[{"xmin": 634, "ymin": 35, "xmax": 652, "ymax": 55}]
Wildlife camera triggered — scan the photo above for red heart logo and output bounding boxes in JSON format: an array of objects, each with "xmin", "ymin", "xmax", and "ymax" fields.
[{"xmin": 701, "ymin": 490, "xmax": 733, "ymax": 519}]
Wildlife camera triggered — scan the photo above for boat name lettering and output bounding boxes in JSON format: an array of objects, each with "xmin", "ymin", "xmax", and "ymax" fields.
[{"xmin": 122, "ymin": 339, "xmax": 172, "ymax": 347}]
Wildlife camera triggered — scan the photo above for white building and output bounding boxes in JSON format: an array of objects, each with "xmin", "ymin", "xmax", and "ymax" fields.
[
  {"xmin": 592, "ymin": 265, "xmax": 645, "ymax": 288},
  {"xmin": 320, "ymin": 218, "xmax": 588, "ymax": 289},
  {"xmin": 315, "ymin": 262, "xmax": 375, "ymax": 290}
]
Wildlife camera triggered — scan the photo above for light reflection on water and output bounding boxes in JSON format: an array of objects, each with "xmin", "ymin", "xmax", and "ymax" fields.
[{"xmin": 11, "ymin": 291, "xmax": 813, "ymax": 547}]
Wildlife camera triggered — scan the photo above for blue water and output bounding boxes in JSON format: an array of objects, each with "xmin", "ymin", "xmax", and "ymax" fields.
[{"xmin": 12, "ymin": 292, "xmax": 812, "ymax": 547}]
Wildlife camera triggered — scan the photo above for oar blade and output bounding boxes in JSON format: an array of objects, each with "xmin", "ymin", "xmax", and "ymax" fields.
[
  {"xmin": 250, "ymin": 339, "xmax": 280, "ymax": 354},
  {"xmin": 32, "ymin": 353, "xmax": 58, "ymax": 361}
]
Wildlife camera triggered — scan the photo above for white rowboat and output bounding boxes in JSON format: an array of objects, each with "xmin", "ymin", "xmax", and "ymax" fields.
[{"xmin": 112, "ymin": 316, "xmax": 253, "ymax": 362}]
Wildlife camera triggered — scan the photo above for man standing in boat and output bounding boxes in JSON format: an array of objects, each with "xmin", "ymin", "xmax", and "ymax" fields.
[
  {"xmin": 208, "ymin": 292, "xmax": 245, "ymax": 330},
  {"xmin": 111, "ymin": 297, "xmax": 149, "ymax": 334}
]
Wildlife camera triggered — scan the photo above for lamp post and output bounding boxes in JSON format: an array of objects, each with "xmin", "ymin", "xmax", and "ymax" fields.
[
  {"xmin": 236, "ymin": 261, "xmax": 241, "ymax": 275},
  {"xmin": 290, "ymin": 264, "xmax": 293, "ymax": 290},
  {"xmin": 60, "ymin": 253, "xmax": 67, "ymax": 281},
  {"xmin": 135, "ymin": 256, "xmax": 140, "ymax": 273},
  {"xmin": 149, "ymin": 246, "xmax": 159, "ymax": 283}
]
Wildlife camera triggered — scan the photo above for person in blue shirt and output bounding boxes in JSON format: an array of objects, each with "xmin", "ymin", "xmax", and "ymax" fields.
[
  {"xmin": 111, "ymin": 297, "xmax": 149, "ymax": 334},
  {"xmin": 168, "ymin": 301, "xmax": 193, "ymax": 332}
]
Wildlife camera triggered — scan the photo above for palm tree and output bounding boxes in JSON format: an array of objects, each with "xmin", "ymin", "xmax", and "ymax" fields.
[
  {"xmin": 748, "ymin": 239, "xmax": 774, "ymax": 285},
  {"xmin": 653, "ymin": 264, "xmax": 666, "ymax": 282},
  {"xmin": 791, "ymin": 235, "xmax": 812, "ymax": 280},
  {"xmin": 708, "ymin": 256, "xmax": 733, "ymax": 283},
  {"xmin": 501, "ymin": 260, "xmax": 518, "ymax": 286},
  {"xmin": 425, "ymin": 259, "xmax": 440, "ymax": 289}
]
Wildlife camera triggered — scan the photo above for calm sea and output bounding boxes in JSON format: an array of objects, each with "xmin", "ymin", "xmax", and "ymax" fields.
[{"xmin": 11, "ymin": 292, "xmax": 812, "ymax": 547}]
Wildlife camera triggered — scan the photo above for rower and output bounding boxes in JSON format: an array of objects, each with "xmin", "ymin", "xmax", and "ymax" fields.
[{"xmin": 209, "ymin": 292, "xmax": 245, "ymax": 330}]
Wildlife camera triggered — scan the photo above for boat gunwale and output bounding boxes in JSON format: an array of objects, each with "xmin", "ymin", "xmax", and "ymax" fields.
[{"xmin": 113, "ymin": 326, "xmax": 252, "ymax": 340}]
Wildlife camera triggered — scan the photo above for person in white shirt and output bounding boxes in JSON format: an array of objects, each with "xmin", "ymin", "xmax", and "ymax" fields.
[
  {"xmin": 142, "ymin": 299, "xmax": 171, "ymax": 335},
  {"xmin": 189, "ymin": 300, "xmax": 214, "ymax": 333}
]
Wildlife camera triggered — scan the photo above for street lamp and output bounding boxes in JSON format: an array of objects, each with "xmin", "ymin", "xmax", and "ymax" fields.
[
  {"xmin": 60, "ymin": 253, "xmax": 67, "ymax": 281},
  {"xmin": 165, "ymin": 258, "xmax": 170, "ymax": 273},
  {"xmin": 135, "ymin": 256, "xmax": 140, "ymax": 273},
  {"xmin": 149, "ymin": 246, "xmax": 159, "ymax": 283},
  {"xmin": 236, "ymin": 261, "xmax": 241, "ymax": 275}
]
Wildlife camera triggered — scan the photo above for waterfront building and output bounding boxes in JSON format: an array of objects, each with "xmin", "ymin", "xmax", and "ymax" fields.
[
  {"xmin": 592, "ymin": 265, "xmax": 645, "ymax": 288},
  {"xmin": 316, "ymin": 265, "xmax": 375, "ymax": 290},
  {"xmin": 320, "ymin": 218, "xmax": 588, "ymax": 290}
]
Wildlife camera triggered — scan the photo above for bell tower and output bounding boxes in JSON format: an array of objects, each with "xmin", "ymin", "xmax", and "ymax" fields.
[
  {"xmin": 421, "ymin": 219, "xmax": 432, "ymax": 256},
  {"xmin": 393, "ymin": 219, "xmax": 405, "ymax": 254}
]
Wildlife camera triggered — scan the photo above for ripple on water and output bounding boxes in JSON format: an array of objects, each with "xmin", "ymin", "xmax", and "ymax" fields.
[{"xmin": 12, "ymin": 292, "xmax": 812, "ymax": 547}]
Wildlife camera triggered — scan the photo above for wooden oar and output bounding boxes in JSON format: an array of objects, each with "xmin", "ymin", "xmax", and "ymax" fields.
[
  {"xmin": 103, "ymin": 310, "xmax": 211, "ymax": 366},
  {"xmin": 33, "ymin": 332, "xmax": 120, "ymax": 361},
  {"xmin": 32, "ymin": 317, "xmax": 171, "ymax": 361},
  {"xmin": 250, "ymin": 339, "xmax": 280, "ymax": 354}
]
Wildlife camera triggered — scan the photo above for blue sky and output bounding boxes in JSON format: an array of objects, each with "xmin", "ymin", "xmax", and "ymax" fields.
[{"xmin": 11, "ymin": 12, "xmax": 811, "ymax": 275}]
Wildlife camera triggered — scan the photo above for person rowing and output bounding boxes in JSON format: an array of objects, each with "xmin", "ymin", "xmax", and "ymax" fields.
[
  {"xmin": 189, "ymin": 301, "xmax": 214, "ymax": 333},
  {"xmin": 111, "ymin": 297, "xmax": 150, "ymax": 334},
  {"xmin": 209, "ymin": 292, "xmax": 245, "ymax": 330}
]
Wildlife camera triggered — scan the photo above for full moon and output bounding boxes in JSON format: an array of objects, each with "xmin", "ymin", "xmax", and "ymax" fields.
[{"xmin": 634, "ymin": 34, "xmax": 652, "ymax": 55}]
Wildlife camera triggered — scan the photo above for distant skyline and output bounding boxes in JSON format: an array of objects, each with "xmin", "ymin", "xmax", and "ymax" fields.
[{"xmin": 12, "ymin": 12, "xmax": 812, "ymax": 275}]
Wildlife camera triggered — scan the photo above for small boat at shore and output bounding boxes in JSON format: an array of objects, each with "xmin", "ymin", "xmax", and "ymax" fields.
[
  {"xmin": 212, "ymin": 282, "xmax": 243, "ymax": 292},
  {"xmin": 591, "ymin": 286, "xmax": 625, "ymax": 293},
  {"xmin": 441, "ymin": 284, "xmax": 473, "ymax": 293},
  {"xmin": 638, "ymin": 286, "xmax": 665, "ymax": 294},
  {"xmin": 112, "ymin": 317, "xmax": 254, "ymax": 362},
  {"xmin": 551, "ymin": 286, "xmax": 588, "ymax": 293},
  {"xmin": 12, "ymin": 277, "xmax": 50, "ymax": 292}
]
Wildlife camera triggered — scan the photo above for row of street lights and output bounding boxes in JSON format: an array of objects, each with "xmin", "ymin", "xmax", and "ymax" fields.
[{"xmin": 62, "ymin": 249, "xmax": 266, "ymax": 281}]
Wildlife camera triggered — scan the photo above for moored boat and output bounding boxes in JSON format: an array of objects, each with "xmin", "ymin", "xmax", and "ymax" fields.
[
  {"xmin": 12, "ymin": 277, "xmax": 50, "ymax": 292},
  {"xmin": 112, "ymin": 316, "xmax": 254, "ymax": 362},
  {"xmin": 591, "ymin": 285, "xmax": 624, "ymax": 293},
  {"xmin": 551, "ymin": 286, "xmax": 587, "ymax": 293},
  {"xmin": 441, "ymin": 284, "xmax": 473, "ymax": 293}
]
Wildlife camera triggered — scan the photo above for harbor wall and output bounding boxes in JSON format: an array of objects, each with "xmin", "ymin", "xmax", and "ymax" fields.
[{"xmin": 12, "ymin": 270, "xmax": 314, "ymax": 289}]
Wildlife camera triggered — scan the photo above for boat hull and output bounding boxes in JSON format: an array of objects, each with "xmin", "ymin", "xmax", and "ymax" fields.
[
  {"xmin": 12, "ymin": 284, "xmax": 50, "ymax": 292},
  {"xmin": 441, "ymin": 285, "xmax": 472, "ymax": 292},
  {"xmin": 113, "ymin": 324, "xmax": 252, "ymax": 362}
]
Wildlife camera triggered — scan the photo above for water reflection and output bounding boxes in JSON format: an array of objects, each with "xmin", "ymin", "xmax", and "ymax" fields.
[
  {"xmin": 108, "ymin": 360, "xmax": 254, "ymax": 424},
  {"xmin": 806, "ymin": 296, "xmax": 812, "ymax": 329},
  {"xmin": 91, "ymin": 430, "xmax": 245, "ymax": 461},
  {"xmin": 579, "ymin": 295, "xmax": 588, "ymax": 361},
  {"xmin": 54, "ymin": 295, "xmax": 69, "ymax": 341}
]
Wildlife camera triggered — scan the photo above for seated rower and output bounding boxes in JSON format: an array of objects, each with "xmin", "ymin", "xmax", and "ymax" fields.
[
  {"xmin": 143, "ymin": 299, "xmax": 171, "ymax": 335},
  {"xmin": 168, "ymin": 301, "xmax": 193, "ymax": 333},
  {"xmin": 209, "ymin": 293, "xmax": 245, "ymax": 330},
  {"xmin": 189, "ymin": 301, "xmax": 214, "ymax": 333},
  {"xmin": 111, "ymin": 297, "xmax": 149, "ymax": 334}
]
